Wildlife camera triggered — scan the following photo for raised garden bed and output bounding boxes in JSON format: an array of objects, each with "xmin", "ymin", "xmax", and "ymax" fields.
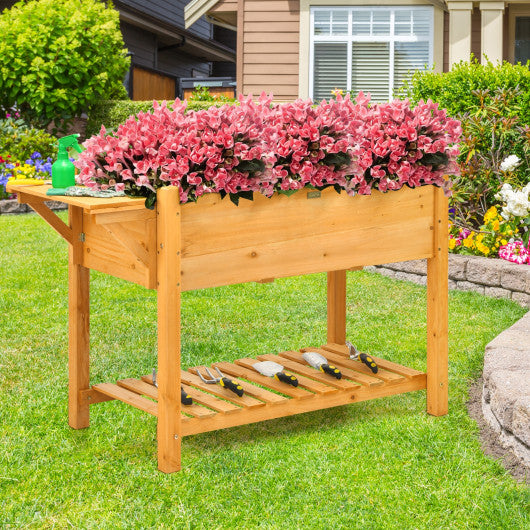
[{"xmin": 7, "ymin": 182, "xmax": 448, "ymax": 473}]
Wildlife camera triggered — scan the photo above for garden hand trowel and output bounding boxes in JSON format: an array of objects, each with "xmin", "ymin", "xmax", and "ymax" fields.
[
  {"xmin": 302, "ymin": 352, "xmax": 342, "ymax": 379},
  {"xmin": 252, "ymin": 361, "xmax": 299, "ymax": 387},
  {"xmin": 346, "ymin": 341, "xmax": 379, "ymax": 374}
]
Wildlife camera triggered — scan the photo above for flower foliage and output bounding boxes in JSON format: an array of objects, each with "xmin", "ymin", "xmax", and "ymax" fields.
[
  {"xmin": 449, "ymin": 206, "xmax": 518, "ymax": 257},
  {"xmin": 0, "ymin": 152, "xmax": 52, "ymax": 199},
  {"xmin": 498, "ymin": 241, "xmax": 530, "ymax": 265},
  {"xmin": 75, "ymin": 93, "xmax": 461, "ymax": 207}
]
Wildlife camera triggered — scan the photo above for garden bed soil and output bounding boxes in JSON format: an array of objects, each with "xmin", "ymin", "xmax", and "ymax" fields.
[{"xmin": 467, "ymin": 377, "xmax": 529, "ymax": 484}]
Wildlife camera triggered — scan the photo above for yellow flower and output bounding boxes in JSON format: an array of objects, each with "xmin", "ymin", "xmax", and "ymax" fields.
[
  {"xmin": 501, "ymin": 239, "xmax": 507, "ymax": 245},
  {"xmin": 463, "ymin": 237, "xmax": 474, "ymax": 248},
  {"xmin": 492, "ymin": 220, "xmax": 500, "ymax": 231},
  {"xmin": 484, "ymin": 206, "xmax": 498, "ymax": 222},
  {"xmin": 448, "ymin": 238, "xmax": 456, "ymax": 250}
]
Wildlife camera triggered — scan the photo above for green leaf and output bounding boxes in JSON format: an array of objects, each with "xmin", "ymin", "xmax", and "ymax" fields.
[
  {"xmin": 144, "ymin": 193, "xmax": 157, "ymax": 210},
  {"xmin": 238, "ymin": 190, "xmax": 254, "ymax": 202},
  {"xmin": 277, "ymin": 189, "xmax": 298, "ymax": 197}
]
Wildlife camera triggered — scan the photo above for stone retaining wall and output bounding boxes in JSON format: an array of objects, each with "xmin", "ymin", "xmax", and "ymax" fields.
[
  {"xmin": 482, "ymin": 312, "xmax": 530, "ymax": 466},
  {"xmin": 366, "ymin": 255, "xmax": 530, "ymax": 308},
  {"xmin": 0, "ymin": 199, "xmax": 67, "ymax": 215}
]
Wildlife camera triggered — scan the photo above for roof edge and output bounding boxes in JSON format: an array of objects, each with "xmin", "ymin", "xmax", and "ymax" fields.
[{"xmin": 185, "ymin": 0, "xmax": 221, "ymax": 28}]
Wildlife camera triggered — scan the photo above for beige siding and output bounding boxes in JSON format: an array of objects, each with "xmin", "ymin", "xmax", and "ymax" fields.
[
  {"xmin": 241, "ymin": 0, "xmax": 300, "ymax": 100},
  {"xmin": 211, "ymin": 0, "xmax": 237, "ymax": 11}
]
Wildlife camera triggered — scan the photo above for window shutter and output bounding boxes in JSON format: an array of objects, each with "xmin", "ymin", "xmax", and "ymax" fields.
[
  {"xmin": 394, "ymin": 42, "xmax": 430, "ymax": 90},
  {"xmin": 351, "ymin": 42, "xmax": 390, "ymax": 102},
  {"xmin": 313, "ymin": 43, "xmax": 348, "ymax": 100}
]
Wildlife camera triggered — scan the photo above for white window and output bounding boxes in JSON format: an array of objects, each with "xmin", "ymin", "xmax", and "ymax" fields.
[{"xmin": 310, "ymin": 6, "xmax": 433, "ymax": 102}]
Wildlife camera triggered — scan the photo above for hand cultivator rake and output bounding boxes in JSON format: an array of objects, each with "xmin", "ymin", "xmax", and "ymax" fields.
[{"xmin": 196, "ymin": 366, "xmax": 245, "ymax": 397}]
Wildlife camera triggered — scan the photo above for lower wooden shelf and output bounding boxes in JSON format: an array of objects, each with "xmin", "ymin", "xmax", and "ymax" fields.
[{"xmin": 93, "ymin": 343, "xmax": 427, "ymax": 437}]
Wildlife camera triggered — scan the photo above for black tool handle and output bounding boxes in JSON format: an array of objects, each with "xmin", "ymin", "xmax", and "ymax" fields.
[
  {"xmin": 275, "ymin": 371, "xmax": 299, "ymax": 387},
  {"xmin": 220, "ymin": 377, "xmax": 244, "ymax": 397},
  {"xmin": 320, "ymin": 363, "xmax": 342, "ymax": 379},
  {"xmin": 181, "ymin": 387, "xmax": 193, "ymax": 405},
  {"xmin": 360, "ymin": 353, "xmax": 378, "ymax": 374}
]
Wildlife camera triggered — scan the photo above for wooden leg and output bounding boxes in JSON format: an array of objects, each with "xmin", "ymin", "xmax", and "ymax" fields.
[
  {"xmin": 426, "ymin": 187, "xmax": 449, "ymax": 416},
  {"xmin": 327, "ymin": 270, "xmax": 347, "ymax": 345},
  {"xmin": 156, "ymin": 187, "xmax": 182, "ymax": 473},
  {"xmin": 68, "ymin": 206, "xmax": 90, "ymax": 429}
]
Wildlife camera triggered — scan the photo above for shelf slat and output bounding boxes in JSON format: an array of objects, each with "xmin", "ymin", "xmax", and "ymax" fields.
[
  {"xmin": 213, "ymin": 362, "xmax": 289, "ymax": 403},
  {"xmin": 231, "ymin": 358, "xmax": 319, "ymax": 398},
  {"xmin": 93, "ymin": 383, "xmax": 158, "ymax": 417},
  {"xmin": 301, "ymin": 348, "xmax": 406, "ymax": 384},
  {"xmin": 279, "ymin": 351, "xmax": 385, "ymax": 388},
  {"xmin": 183, "ymin": 369, "xmax": 266, "ymax": 409},
  {"xmin": 141, "ymin": 375, "xmax": 241, "ymax": 414},
  {"xmin": 322, "ymin": 343, "xmax": 425, "ymax": 378},
  {"xmin": 233, "ymin": 357, "xmax": 338, "ymax": 396},
  {"xmin": 118, "ymin": 378, "xmax": 216, "ymax": 418},
  {"xmin": 262, "ymin": 353, "xmax": 361, "ymax": 390}
]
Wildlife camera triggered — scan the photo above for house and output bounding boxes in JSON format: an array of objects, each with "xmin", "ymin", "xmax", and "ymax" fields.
[
  {"xmin": 184, "ymin": 0, "xmax": 530, "ymax": 102},
  {"xmin": 0, "ymin": 0, "xmax": 237, "ymax": 100}
]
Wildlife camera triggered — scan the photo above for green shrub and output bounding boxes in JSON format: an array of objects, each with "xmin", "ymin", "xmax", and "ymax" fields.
[
  {"xmin": 86, "ymin": 99, "xmax": 231, "ymax": 137},
  {"xmin": 399, "ymin": 58, "xmax": 530, "ymax": 123},
  {"xmin": 0, "ymin": 117, "xmax": 57, "ymax": 161},
  {"xmin": 0, "ymin": 0, "xmax": 130, "ymax": 129},
  {"xmin": 451, "ymin": 87, "xmax": 530, "ymax": 227},
  {"xmin": 188, "ymin": 85, "xmax": 236, "ymax": 103},
  {"xmin": 400, "ymin": 59, "xmax": 530, "ymax": 229}
]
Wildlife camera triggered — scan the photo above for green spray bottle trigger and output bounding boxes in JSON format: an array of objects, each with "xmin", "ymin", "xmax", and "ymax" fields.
[{"xmin": 47, "ymin": 134, "xmax": 84, "ymax": 195}]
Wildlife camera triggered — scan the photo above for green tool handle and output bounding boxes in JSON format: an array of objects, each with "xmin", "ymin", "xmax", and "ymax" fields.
[
  {"xmin": 320, "ymin": 363, "xmax": 342, "ymax": 379},
  {"xmin": 359, "ymin": 353, "xmax": 378, "ymax": 374},
  {"xmin": 220, "ymin": 377, "xmax": 244, "ymax": 397},
  {"xmin": 181, "ymin": 387, "xmax": 193, "ymax": 406},
  {"xmin": 275, "ymin": 371, "xmax": 299, "ymax": 387}
]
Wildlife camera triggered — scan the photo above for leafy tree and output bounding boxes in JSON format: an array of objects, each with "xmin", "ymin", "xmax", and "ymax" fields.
[{"xmin": 0, "ymin": 0, "xmax": 130, "ymax": 128}]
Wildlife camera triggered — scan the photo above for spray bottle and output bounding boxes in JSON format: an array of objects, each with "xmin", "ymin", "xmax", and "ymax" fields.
[{"xmin": 46, "ymin": 134, "xmax": 83, "ymax": 195}]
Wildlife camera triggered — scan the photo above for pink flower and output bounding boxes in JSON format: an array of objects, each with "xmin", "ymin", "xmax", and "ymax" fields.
[
  {"xmin": 74, "ymin": 92, "xmax": 461, "ymax": 203},
  {"xmin": 499, "ymin": 241, "xmax": 530, "ymax": 265}
]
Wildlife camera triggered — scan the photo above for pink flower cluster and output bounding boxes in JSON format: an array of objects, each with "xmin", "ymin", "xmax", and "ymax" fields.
[
  {"xmin": 75, "ymin": 92, "xmax": 461, "ymax": 205},
  {"xmin": 498, "ymin": 241, "xmax": 530, "ymax": 265}
]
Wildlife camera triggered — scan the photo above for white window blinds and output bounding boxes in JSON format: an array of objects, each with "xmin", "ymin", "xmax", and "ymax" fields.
[
  {"xmin": 310, "ymin": 7, "xmax": 433, "ymax": 102},
  {"xmin": 313, "ymin": 43, "xmax": 348, "ymax": 100}
]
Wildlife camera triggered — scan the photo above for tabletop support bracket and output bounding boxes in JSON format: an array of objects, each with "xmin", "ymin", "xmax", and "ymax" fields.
[{"xmin": 23, "ymin": 196, "xmax": 73, "ymax": 244}]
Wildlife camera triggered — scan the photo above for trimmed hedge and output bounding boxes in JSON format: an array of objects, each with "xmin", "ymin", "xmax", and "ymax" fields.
[
  {"xmin": 86, "ymin": 100, "xmax": 230, "ymax": 137},
  {"xmin": 0, "ymin": 0, "xmax": 129, "ymax": 129},
  {"xmin": 399, "ymin": 59, "xmax": 530, "ymax": 123}
]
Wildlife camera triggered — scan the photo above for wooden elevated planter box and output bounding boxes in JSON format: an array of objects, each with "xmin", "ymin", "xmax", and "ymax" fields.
[{"xmin": 7, "ymin": 182, "xmax": 448, "ymax": 473}]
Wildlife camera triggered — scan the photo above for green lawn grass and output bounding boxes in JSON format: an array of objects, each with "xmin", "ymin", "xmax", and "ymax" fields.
[{"xmin": 1, "ymin": 211, "xmax": 528, "ymax": 529}]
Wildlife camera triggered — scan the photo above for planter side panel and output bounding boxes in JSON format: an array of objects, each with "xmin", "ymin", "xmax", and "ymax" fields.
[
  {"xmin": 180, "ymin": 186, "xmax": 436, "ymax": 291},
  {"xmin": 81, "ymin": 212, "xmax": 156, "ymax": 288}
]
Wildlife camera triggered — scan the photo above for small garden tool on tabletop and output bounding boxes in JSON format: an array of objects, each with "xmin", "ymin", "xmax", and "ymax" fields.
[
  {"xmin": 197, "ymin": 366, "xmax": 245, "ymax": 397},
  {"xmin": 302, "ymin": 351, "xmax": 342, "ymax": 379},
  {"xmin": 346, "ymin": 341, "xmax": 379, "ymax": 374},
  {"xmin": 152, "ymin": 369, "xmax": 193, "ymax": 405},
  {"xmin": 252, "ymin": 361, "xmax": 299, "ymax": 387}
]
